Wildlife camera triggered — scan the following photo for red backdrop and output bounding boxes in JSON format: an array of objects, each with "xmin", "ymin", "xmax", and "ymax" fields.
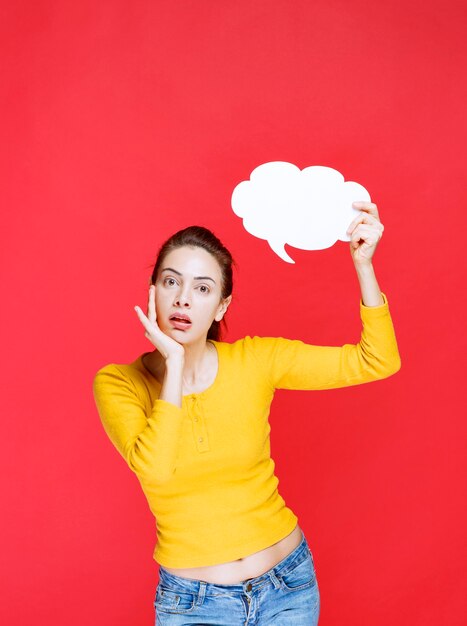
[{"xmin": 1, "ymin": 1, "xmax": 466, "ymax": 625}]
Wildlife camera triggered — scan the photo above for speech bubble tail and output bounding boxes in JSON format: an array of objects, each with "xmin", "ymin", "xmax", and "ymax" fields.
[{"xmin": 268, "ymin": 240, "xmax": 295, "ymax": 264}]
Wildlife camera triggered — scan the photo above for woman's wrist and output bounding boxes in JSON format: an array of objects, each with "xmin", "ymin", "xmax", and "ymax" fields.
[
  {"xmin": 354, "ymin": 261, "xmax": 374, "ymax": 274},
  {"xmin": 354, "ymin": 262, "xmax": 384, "ymax": 306},
  {"xmin": 160, "ymin": 357, "xmax": 184, "ymax": 408}
]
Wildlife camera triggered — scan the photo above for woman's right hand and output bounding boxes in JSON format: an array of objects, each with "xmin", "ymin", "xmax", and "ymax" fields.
[{"xmin": 134, "ymin": 284, "xmax": 185, "ymax": 361}]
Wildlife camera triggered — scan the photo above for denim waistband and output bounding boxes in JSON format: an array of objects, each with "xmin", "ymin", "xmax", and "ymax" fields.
[{"xmin": 158, "ymin": 529, "xmax": 312, "ymax": 595}]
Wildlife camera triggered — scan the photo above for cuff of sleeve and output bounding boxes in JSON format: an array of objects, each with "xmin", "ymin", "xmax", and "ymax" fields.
[{"xmin": 360, "ymin": 291, "xmax": 389, "ymax": 316}]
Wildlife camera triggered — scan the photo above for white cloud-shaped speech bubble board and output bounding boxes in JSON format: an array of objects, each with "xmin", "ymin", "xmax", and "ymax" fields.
[{"xmin": 231, "ymin": 162, "xmax": 371, "ymax": 263}]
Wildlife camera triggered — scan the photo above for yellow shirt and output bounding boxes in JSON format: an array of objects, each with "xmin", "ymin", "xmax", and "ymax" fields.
[{"xmin": 92, "ymin": 292, "xmax": 401, "ymax": 568}]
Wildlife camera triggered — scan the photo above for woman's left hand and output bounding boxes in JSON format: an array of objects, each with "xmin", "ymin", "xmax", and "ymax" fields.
[{"xmin": 346, "ymin": 201, "xmax": 384, "ymax": 266}]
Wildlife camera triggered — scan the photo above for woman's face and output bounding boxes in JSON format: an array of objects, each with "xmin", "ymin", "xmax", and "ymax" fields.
[{"xmin": 153, "ymin": 245, "xmax": 232, "ymax": 343}]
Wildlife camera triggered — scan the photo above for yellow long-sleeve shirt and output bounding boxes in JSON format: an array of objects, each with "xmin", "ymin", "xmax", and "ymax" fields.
[{"xmin": 92, "ymin": 292, "xmax": 401, "ymax": 568}]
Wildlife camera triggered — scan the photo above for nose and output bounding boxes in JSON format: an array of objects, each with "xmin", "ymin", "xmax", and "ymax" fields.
[{"xmin": 174, "ymin": 286, "xmax": 191, "ymax": 308}]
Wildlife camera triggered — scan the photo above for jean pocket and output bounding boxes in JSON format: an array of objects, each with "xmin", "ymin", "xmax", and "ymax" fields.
[
  {"xmin": 154, "ymin": 584, "xmax": 198, "ymax": 614},
  {"xmin": 279, "ymin": 553, "xmax": 317, "ymax": 592}
]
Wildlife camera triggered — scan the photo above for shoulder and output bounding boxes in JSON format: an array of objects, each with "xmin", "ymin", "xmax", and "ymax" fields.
[
  {"xmin": 215, "ymin": 335, "xmax": 284, "ymax": 364},
  {"xmin": 231, "ymin": 335, "xmax": 286, "ymax": 351},
  {"xmin": 92, "ymin": 358, "xmax": 146, "ymax": 392},
  {"xmin": 216, "ymin": 335, "xmax": 280, "ymax": 348}
]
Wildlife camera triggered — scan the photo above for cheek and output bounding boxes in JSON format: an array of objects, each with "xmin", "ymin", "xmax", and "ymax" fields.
[{"xmin": 154, "ymin": 296, "xmax": 166, "ymax": 317}]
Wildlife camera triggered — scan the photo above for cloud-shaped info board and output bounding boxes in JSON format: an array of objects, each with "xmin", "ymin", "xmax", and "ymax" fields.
[{"xmin": 231, "ymin": 162, "xmax": 371, "ymax": 263}]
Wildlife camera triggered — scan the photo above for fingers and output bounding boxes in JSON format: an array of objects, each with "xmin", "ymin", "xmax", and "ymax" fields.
[
  {"xmin": 134, "ymin": 283, "xmax": 158, "ymax": 336},
  {"xmin": 350, "ymin": 224, "xmax": 383, "ymax": 248},
  {"xmin": 346, "ymin": 202, "xmax": 383, "ymax": 236},
  {"xmin": 346, "ymin": 216, "xmax": 379, "ymax": 236},
  {"xmin": 134, "ymin": 306, "xmax": 159, "ymax": 343},
  {"xmin": 134, "ymin": 305, "xmax": 152, "ymax": 335},
  {"xmin": 352, "ymin": 201, "xmax": 379, "ymax": 216},
  {"xmin": 147, "ymin": 284, "xmax": 157, "ymax": 325}
]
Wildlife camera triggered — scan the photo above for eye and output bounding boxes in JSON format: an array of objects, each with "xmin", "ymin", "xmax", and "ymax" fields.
[
  {"xmin": 163, "ymin": 277, "xmax": 177, "ymax": 286},
  {"xmin": 198, "ymin": 285, "xmax": 210, "ymax": 294}
]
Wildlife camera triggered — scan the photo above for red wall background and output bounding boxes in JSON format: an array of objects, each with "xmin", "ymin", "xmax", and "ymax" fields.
[{"xmin": 1, "ymin": 1, "xmax": 466, "ymax": 625}]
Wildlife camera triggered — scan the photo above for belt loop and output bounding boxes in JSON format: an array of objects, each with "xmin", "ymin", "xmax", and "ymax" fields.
[
  {"xmin": 197, "ymin": 581, "xmax": 207, "ymax": 604},
  {"xmin": 268, "ymin": 570, "xmax": 282, "ymax": 589}
]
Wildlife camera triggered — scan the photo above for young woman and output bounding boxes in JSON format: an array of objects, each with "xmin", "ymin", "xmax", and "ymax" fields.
[{"xmin": 93, "ymin": 202, "xmax": 401, "ymax": 625}]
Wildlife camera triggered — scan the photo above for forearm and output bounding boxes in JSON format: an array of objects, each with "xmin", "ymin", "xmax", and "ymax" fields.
[
  {"xmin": 93, "ymin": 363, "xmax": 186, "ymax": 484},
  {"xmin": 159, "ymin": 356, "xmax": 185, "ymax": 408},
  {"xmin": 131, "ymin": 356, "xmax": 185, "ymax": 481},
  {"xmin": 355, "ymin": 263, "xmax": 384, "ymax": 307}
]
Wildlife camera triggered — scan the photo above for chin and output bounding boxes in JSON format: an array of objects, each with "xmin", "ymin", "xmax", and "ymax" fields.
[
  {"xmin": 170, "ymin": 327, "xmax": 208, "ymax": 343},
  {"xmin": 166, "ymin": 326, "xmax": 192, "ymax": 338}
]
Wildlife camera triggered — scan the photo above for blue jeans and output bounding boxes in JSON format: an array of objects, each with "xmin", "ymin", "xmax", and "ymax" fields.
[{"xmin": 154, "ymin": 530, "xmax": 320, "ymax": 625}]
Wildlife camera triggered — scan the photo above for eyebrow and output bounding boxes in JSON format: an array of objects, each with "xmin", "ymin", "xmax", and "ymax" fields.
[{"xmin": 160, "ymin": 267, "xmax": 216, "ymax": 283}]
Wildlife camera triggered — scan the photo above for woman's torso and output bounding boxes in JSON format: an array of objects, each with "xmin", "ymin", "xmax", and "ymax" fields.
[
  {"xmin": 161, "ymin": 523, "xmax": 304, "ymax": 584},
  {"xmin": 142, "ymin": 347, "xmax": 303, "ymax": 584}
]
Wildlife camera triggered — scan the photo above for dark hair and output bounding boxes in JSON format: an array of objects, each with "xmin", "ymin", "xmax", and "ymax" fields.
[{"xmin": 148, "ymin": 225, "xmax": 236, "ymax": 341}]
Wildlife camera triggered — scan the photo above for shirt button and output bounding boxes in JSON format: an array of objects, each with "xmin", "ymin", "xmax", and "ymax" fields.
[
  {"xmin": 194, "ymin": 417, "xmax": 198, "ymax": 422},
  {"xmin": 198, "ymin": 437, "xmax": 203, "ymax": 442}
]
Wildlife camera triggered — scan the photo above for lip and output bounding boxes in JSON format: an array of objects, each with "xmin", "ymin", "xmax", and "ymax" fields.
[
  {"xmin": 169, "ymin": 313, "xmax": 192, "ymax": 323},
  {"xmin": 169, "ymin": 313, "xmax": 192, "ymax": 330},
  {"xmin": 170, "ymin": 319, "xmax": 192, "ymax": 330}
]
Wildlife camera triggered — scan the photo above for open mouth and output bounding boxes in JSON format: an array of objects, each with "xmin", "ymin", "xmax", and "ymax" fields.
[{"xmin": 169, "ymin": 315, "xmax": 192, "ymax": 329}]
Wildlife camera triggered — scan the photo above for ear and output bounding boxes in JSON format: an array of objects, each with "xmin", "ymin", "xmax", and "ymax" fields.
[{"xmin": 215, "ymin": 295, "xmax": 232, "ymax": 322}]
